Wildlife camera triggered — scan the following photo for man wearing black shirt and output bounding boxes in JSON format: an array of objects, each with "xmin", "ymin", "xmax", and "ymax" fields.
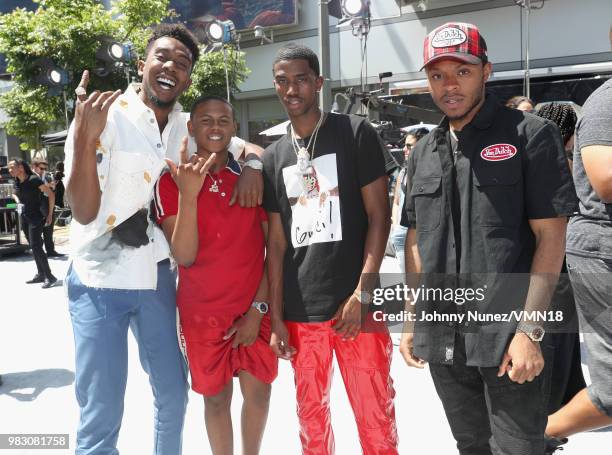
[
  {"xmin": 32, "ymin": 158, "xmax": 64, "ymax": 257},
  {"xmin": 8, "ymin": 158, "xmax": 58, "ymax": 288},
  {"xmin": 399, "ymin": 23, "xmax": 577, "ymax": 454},
  {"xmin": 263, "ymin": 44, "xmax": 398, "ymax": 454}
]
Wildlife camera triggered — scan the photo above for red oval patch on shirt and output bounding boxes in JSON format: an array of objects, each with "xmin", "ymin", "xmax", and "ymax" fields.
[{"xmin": 480, "ymin": 144, "xmax": 517, "ymax": 161}]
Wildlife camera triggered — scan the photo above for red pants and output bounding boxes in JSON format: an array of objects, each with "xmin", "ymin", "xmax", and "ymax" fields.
[{"xmin": 286, "ymin": 320, "xmax": 399, "ymax": 455}]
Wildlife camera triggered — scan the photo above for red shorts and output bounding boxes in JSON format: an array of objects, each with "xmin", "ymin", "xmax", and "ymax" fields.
[{"xmin": 179, "ymin": 309, "xmax": 278, "ymax": 396}]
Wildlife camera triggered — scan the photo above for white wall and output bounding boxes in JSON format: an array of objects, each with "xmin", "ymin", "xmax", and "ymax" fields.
[{"xmin": 527, "ymin": 0, "xmax": 612, "ymax": 59}]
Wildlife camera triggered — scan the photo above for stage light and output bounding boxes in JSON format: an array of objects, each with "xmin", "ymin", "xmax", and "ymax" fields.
[
  {"xmin": 109, "ymin": 43, "xmax": 124, "ymax": 60},
  {"xmin": 33, "ymin": 59, "xmax": 69, "ymax": 87},
  {"xmin": 341, "ymin": 0, "xmax": 369, "ymax": 18},
  {"xmin": 48, "ymin": 69, "xmax": 62, "ymax": 84},
  {"xmin": 96, "ymin": 39, "xmax": 133, "ymax": 63},
  {"xmin": 208, "ymin": 22, "xmax": 223, "ymax": 41},
  {"xmin": 205, "ymin": 19, "xmax": 236, "ymax": 44}
]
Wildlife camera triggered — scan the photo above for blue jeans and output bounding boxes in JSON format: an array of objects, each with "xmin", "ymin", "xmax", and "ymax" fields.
[
  {"xmin": 390, "ymin": 225, "xmax": 407, "ymax": 277},
  {"xmin": 67, "ymin": 261, "xmax": 188, "ymax": 455}
]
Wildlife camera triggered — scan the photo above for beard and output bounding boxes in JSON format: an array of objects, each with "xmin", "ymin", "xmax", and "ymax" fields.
[
  {"xmin": 144, "ymin": 83, "xmax": 176, "ymax": 109},
  {"xmin": 438, "ymin": 74, "xmax": 486, "ymax": 123},
  {"xmin": 445, "ymin": 90, "xmax": 484, "ymax": 122}
]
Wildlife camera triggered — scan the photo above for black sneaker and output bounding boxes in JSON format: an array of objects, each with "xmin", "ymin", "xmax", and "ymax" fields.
[
  {"xmin": 26, "ymin": 274, "xmax": 45, "ymax": 284},
  {"xmin": 47, "ymin": 251, "xmax": 66, "ymax": 258},
  {"xmin": 41, "ymin": 276, "xmax": 58, "ymax": 289},
  {"xmin": 545, "ymin": 435, "xmax": 568, "ymax": 454}
]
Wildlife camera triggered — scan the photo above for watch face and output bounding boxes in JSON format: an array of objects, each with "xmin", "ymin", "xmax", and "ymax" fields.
[
  {"xmin": 246, "ymin": 160, "xmax": 263, "ymax": 170},
  {"xmin": 361, "ymin": 291, "xmax": 372, "ymax": 305},
  {"xmin": 253, "ymin": 302, "xmax": 268, "ymax": 314},
  {"xmin": 532, "ymin": 327, "xmax": 544, "ymax": 341}
]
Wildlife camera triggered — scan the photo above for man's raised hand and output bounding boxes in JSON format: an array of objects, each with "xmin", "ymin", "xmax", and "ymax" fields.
[
  {"xmin": 165, "ymin": 136, "xmax": 216, "ymax": 200},
  {"xmin": 73, "ymin": 70, "xmax": 121, "ymax": 145}
]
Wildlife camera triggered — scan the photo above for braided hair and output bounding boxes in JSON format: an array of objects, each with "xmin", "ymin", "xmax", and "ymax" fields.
[{"xmin": 535, "ymin": 102, "xmax": 577, "ymax": 145}]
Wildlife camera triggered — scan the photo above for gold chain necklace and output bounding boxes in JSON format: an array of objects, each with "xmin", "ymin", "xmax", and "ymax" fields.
[{"xmin": 205, "ymin": 155, "xmax": 229, "ymax": 194}]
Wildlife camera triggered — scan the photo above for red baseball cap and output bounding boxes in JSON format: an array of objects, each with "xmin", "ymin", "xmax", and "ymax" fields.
[{"xmin": 422, "ymin": 22, "xmax": 488, "ymax": 70}]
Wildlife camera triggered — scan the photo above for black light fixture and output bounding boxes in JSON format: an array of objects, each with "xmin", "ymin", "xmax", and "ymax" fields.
[
  {"xmin": 96, "ymin": 40, "xmax": 133, "ymax": 63},
  {"xmin": 33, "ymin": 58, "xmax": 69, "ymax": 95},
  {"xmin": 204, "ymin": 19, "xmax": 237, "ymax": 45},
  {"xmin": 94, "ymin": 37, "xmax": 134, "ymax": 78}
]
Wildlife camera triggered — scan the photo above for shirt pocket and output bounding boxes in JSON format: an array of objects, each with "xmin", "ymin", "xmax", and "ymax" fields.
[
  {"xmin": 474, "ymin": 170, "xmax": 522, "ymax": 227},
  {"xmin": 410, "ymin": 176, "xmax": 442, "ymax": 232}
]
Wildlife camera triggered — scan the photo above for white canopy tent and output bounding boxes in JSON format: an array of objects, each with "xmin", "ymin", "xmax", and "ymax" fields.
[{"xmin": 258, "ymin": 120, "xmax": 290, "ymax": 137}]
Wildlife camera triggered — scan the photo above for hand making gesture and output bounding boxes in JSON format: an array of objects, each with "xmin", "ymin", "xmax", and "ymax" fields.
[
  {"xmin": 73, "ymin": 70, "xmax": 122, "ymax": 145},
  {"xmin": 165, "ymin": 137, "xmax": 217, "ymax": 200}
]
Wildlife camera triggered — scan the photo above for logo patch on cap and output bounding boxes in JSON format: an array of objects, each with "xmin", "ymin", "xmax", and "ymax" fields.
[
  {"xmin": 432, "ymin": 27, "xmax": 467, "ymax": 48},
  {"xmin": 480, "ymin": 144, "xmax": 517, "ymax": 161}
]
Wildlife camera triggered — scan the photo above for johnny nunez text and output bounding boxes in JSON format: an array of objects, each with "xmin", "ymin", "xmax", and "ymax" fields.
[{"xmin": 372, "ymin": 310, "xmax": 565, "ymax": 324}]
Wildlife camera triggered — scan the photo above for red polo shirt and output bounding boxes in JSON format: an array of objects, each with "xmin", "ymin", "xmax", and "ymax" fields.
[{"xmin": 154, "ymin": 157, "xmax": 266, "ymax": 316}]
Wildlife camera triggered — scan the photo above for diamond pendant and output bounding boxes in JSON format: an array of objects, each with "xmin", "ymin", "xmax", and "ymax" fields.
[
  {"xmin": 296, "ymin": 147, "xmax": 311, "ymax": 174},
  {"xmin": 209, "ymin": 181, "xmax": 219, "ymax": 193}
]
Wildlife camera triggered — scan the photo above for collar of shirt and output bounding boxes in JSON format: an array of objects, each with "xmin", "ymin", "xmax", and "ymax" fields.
[
  {"xmin": 121, "ymin": 84, "xmax": 185, "ymax": 158},
  {"xmin": 223, "ymin": 154, "xmax": 242, "ymax": 176},
  {"xmin": 431, "ymin": 93, "xmax": 502, "ymax": 146}
]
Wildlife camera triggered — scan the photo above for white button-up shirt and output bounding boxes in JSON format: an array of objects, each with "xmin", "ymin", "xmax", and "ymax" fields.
[{"xmin": 64, "ymin": 84, "xmax": 245, "ymax": 289}]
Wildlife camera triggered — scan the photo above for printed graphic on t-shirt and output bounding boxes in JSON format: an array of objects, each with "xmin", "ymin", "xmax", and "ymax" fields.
[{"xmin": 282, "ymin": 153, "xmax": 342, "ymax": 248}]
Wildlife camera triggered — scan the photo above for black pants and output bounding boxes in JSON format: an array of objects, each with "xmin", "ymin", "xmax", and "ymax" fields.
[
  {"xmin": 429, "ymin": 333, "xmax": 553, "ymax": 455},
  {"xmin": 21, "ymin": 215, "xmax": 30, "ymax": 244},
  {"xmin": 28, "ymin": 220, "xmax": 53, "ymax": 279},
  {"xmin": 43, "ymin": 215, "xmax": 56, "ymax": 253},
  {"xmin": 22, "ymin": 214, "xmax": 55, "ymax": 253}
]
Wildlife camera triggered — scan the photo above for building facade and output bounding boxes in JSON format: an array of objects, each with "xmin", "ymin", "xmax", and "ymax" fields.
[
  {"xmin": 232, "ymin": 0, "xmax": 612, "ymax": 145},
  {"xmin": 1, "ymin": 0, "xmax": 611, "ymax": 156}
]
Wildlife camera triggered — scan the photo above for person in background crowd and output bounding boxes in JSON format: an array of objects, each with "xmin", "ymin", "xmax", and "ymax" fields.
[
  {"xmin": 400, "ymin": 22, "xmax": 577, "ymax": 455},
  {"xmin": 7, "ymin": 158, "xmax": 58, "ymax": 288},
  {"xmin": 390, "ymin": 127, "xmax": 429, "ymax": 276},
  {"xmin": 64, "ymin": 23, "xmax": 264, "ymax": 455},
  {"xmin": 54, "ymin": 161, "xmax": 66, "ymax": 209},
  {"xmin": 264, "ymin": 43, "xmax": 398, "ymax": 454},
  {"xmin": 534, "ymin": 102, "xmax": 586, "ymax": 422},
  {"xmin": 506, "ymin": 95, "xmax": 535, "ymax": 112},
  {"xmin": 32, "ymin": 158, "xmax": 64, "ymax": 257},
  {"xmin": 544, "ymin": 73, "xmax": 612, "ymax": 453},
  {"xmin": 536, "ymin": 103, "xmax": 578, "ymax": 168}
]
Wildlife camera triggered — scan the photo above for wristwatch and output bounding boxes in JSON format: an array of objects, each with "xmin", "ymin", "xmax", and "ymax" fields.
[
  {"xmin": 251, "ymin": 301, "xmax": 269, "ymax": 314},
  {"xmin": 353, "ymin": 289, "xmax": 373, "ymax": 305},
  {"xmin": 244, "ymin": 159, "xmax": 263, "ymax": 171},
  {"xmin": 517, "ymin": 321, "xmax": 545, "ymax": 342}
]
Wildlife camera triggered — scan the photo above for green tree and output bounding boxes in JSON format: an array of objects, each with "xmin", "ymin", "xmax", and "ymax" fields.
[
  {"xmin": 0, "ymin": 0, "xmax": 171, "ymax": 150},
  {"xmin": 179, "ymin": 45, "xmax": 250, "ymax": 112},
  {"xmin": 0, "ymin": 0, "xmax": 249, "ymax": 150}
]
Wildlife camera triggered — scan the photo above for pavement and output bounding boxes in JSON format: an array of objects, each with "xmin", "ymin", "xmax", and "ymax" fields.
[{"xmin": 0, "ymin": 231, "xmax": 609, "ymax": 454}]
